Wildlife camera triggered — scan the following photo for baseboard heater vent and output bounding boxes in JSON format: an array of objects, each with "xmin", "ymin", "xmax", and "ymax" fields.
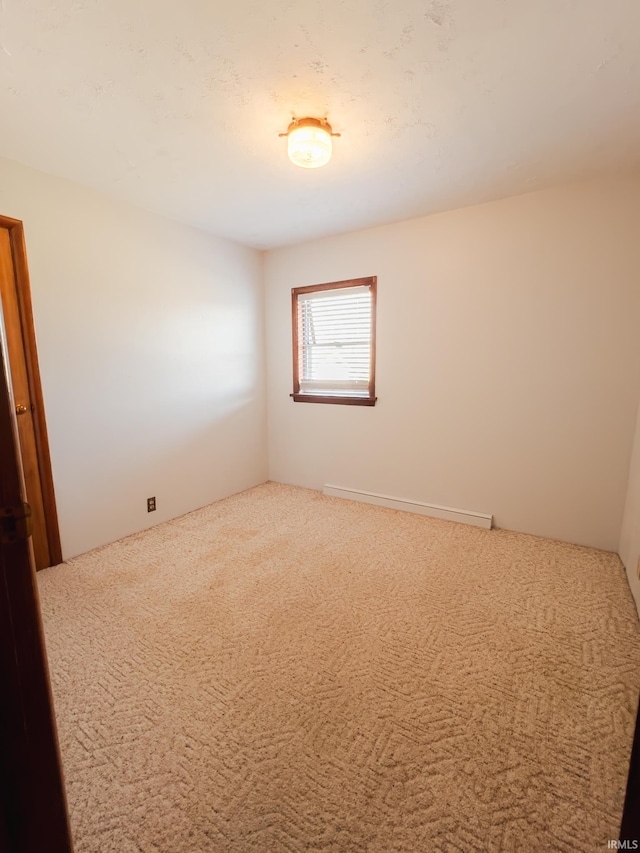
[{"xmin": 323, "ymin": 485, "xmax": 493, "ymax": 530}]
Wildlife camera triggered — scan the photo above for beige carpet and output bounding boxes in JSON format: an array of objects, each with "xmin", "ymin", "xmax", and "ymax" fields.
[{"xmin": 38, "ymin": 482, "xmax": 640, "ymax": 852}]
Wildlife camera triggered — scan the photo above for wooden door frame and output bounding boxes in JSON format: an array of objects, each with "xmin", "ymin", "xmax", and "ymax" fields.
[
  {"xmin": 0, "ymin": 340, "xmax": 73, "ymax": 851},
  {"xmin": 621, "ymin": 694, "xmax": 640, "ymax": 842},
  {"xmin": 0, "ymin": 214, "xmax": 62, "ymax": 567}
]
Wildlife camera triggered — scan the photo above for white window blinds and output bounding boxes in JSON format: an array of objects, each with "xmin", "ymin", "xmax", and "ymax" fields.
[{"xmin": 296, "ymin": 284, "xmax": 373, "ymax": 398}]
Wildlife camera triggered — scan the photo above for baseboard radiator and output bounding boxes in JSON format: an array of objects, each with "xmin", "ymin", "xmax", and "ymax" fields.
[{"xmin": 323, "ymin": 485, "xmax": 493, "ymax": 530}]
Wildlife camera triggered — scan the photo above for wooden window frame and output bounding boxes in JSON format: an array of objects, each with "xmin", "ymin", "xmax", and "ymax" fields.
[{"xmin": 291, "ymin": 276, "xmax": 377, "ymax": 407}]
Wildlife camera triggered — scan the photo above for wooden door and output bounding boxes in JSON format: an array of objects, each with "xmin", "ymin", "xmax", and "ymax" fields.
[
  {"xmin": 621, "ymin": 695, "xmax": 640, "ymax": 841},
  {"xmin": 0, "ymin": 337, "xmax": 73, "ymax": 851},
  {"xmin": 0, "ymin": 217, "xmax": 61, "ymax": 570}
]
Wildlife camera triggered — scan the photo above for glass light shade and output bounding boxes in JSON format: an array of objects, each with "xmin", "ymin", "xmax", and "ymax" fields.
[{"xmin": 287, "ymin": 120, "xmax": 333, "ymax": 169}]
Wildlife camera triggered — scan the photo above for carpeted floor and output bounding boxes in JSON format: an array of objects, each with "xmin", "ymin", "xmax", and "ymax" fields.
[{"xmin": 38, "ymin": 482, "xmax": 640, "ymax": 852}]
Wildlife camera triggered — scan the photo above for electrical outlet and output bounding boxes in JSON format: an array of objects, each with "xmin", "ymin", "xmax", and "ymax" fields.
[
  {"xmin": 147, "ymin": 496, "xmax": 156, "ymax": 513},
  {"xmin": 637, "ymin": 554, "xmax": 640, "ymax": 580}
]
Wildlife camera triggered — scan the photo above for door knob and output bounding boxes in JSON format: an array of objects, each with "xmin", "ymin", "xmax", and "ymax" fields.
[{"xmin": 15, "ymin": 404, "xmax": 29, "ymax": 415}]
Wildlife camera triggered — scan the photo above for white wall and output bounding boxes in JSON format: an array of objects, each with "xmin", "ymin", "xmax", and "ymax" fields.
[
  {"xmin": 0, "ymin": 156, "xmax": 267, "ymax": 559},
  {"xmin": 3, "ymin": 158, "xmax": 638, "ymax": 560},
  {"xmin": 619, "ymin": 403, "xmax": 640, "ymax": 617},
  {"xmin": 265, "ymin": 177, "xmax": 640, "ymax": 551}
]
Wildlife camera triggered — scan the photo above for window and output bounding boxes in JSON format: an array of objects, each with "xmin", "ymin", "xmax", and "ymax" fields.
[{"xmin": 291, "ymin": 276, "xmax": 377, "ymax": 406}]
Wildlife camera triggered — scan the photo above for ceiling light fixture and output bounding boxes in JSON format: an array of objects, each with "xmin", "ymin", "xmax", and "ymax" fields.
[{"xmin": 279, "ymin": 117, "xmax": 340, "ymax": 169}]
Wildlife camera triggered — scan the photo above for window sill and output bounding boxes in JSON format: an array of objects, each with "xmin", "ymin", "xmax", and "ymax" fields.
[{"xmin": 290, "ymin": 394, "xmax": 377, "ymax": 406}]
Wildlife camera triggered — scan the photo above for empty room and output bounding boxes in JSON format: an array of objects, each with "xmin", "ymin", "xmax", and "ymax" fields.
[{"xmin": 1, "ymin": 0, "xmax": 640, "ymax": 851}]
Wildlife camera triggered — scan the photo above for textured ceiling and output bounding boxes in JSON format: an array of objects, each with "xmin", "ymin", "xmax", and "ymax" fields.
[{"xmin": 0, "ymin": 0, "xmax": 639, "ymax": 248}]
